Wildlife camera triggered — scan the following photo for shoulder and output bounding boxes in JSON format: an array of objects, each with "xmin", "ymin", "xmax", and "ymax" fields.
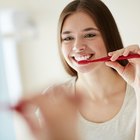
[
  {"xmin": 42, "ymin": 77, "xmax": 77, "ymax": 99},
  {"xmin": 126, "ymin": 84, "xmax": 136, "ymax": 99},
  {"xmin": 35, "ymin": 77, "xmax": 77, "ymax": 120},
  {"xmin": 125, "ymin": 84, "xmax": 136, "ymax": 111}
]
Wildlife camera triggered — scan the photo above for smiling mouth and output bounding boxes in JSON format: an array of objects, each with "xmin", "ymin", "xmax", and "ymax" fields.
[{"xmin": 72, "ymin": 54, "xmax": 94, "ymax": 64}]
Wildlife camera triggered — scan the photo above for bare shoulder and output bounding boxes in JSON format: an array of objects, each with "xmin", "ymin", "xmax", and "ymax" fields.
[{"xmin": 42, "ymin": 77, "xmax": 77, "ymax": 102}]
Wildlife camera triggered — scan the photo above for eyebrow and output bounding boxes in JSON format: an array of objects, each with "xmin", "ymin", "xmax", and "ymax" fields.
[
  {"xmin": 83, "ymin": 27, "xmax": 99, "ymax": 32},
  {"xmin": 61, "ymin": 27, "xmax": 99, "ymax": 35}
]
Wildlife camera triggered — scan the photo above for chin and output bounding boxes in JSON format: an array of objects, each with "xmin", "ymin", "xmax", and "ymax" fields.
[
  {"xmin": 75, "ymin": 65, "xmax": 95, "ymax": 74},
  {"xmin": 75, "ymin": 63, "xmax": 105, "ymax": 74}
]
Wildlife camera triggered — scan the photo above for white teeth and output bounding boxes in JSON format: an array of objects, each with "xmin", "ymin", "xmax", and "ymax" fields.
[{"xmin": 74, "ymin": 55, "xmax": 91, "ymax": 61}]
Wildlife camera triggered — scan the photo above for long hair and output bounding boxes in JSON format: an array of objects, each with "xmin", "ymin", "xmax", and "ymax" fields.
[{"xmin": 57, "ymin": 0, "xmax": 128, "ymax": 76}]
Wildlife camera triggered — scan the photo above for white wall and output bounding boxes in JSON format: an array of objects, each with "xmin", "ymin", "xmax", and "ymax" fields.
[
  {"xmin": 16, "ymin": 0, "xmax": 72, "ymax": 93},
  {"xmin": 103, "ymin": 0, "xmax": 140, "ymax": 46}
]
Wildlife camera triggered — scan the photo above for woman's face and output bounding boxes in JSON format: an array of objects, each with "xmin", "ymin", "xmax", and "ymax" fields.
[{"xmin": 61, "ymin": 12, "xmax": 107, "ymax": 73}]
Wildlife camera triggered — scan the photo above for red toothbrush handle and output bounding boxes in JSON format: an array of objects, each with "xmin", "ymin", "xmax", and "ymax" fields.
[{"xmin": 78, "ymin": 54, "xmax": 140, "ymax": 64}]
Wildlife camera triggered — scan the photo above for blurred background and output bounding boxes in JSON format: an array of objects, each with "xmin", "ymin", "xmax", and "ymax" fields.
[{"xmin": 0, "ymin": 0, "xmax": 140, "ymax": 140}]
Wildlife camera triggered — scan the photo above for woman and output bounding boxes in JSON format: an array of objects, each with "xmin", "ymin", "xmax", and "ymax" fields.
[{"xmin": 16, "ymin": 0, "xmax": 140, "ymax": 140}]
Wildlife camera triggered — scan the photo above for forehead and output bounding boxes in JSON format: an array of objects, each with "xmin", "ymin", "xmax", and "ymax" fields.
[{"xmin": 62, "ymin": 11, "xmax": 98, "ymax": 32}]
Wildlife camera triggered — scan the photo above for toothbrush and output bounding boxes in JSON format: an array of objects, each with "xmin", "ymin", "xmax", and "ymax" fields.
[
  {"xmin": 0, "ymin": 102, "xmax": 22, "ymax": 112},
  {"xmin": 78, "ymin": 53, "xmax": 140, "ymax": 64}
]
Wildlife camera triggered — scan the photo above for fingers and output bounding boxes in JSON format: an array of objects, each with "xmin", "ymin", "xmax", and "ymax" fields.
[
  {"xmin": 108, "ymin": 44, "xmax": 140, "ymax": 61},
  {"xmin": 105, "ymin": 45, "xmax": 140, "ymax": 86}
]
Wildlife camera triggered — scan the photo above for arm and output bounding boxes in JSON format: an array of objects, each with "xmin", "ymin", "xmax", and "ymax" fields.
[
  {"xmin": 15, "ymin": 92, "xmax": 79, "ymax": 140},
  {"xmin": 105, "ymin": 45, "xmax": 140, "ymax": 140}
]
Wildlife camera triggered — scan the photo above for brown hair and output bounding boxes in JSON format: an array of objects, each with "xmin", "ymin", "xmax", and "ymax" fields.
[{"xmin": 57, "ymin": 0, "xmax": 128, "ymax": 76}]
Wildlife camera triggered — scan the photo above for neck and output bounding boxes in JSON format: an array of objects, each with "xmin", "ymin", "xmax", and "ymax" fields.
[{"xmin": 76, "ymin": 67, "xmax": 126, "ymax": 100}]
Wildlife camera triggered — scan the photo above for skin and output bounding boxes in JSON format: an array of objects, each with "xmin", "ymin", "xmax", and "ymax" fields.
[
  {"xmin": 61, "ymin": 12, "xmax": 127, "ymax": 123},
  {"xmin": 16, "ymin": 11, "xmax": 140, "ymax": 140},
  {"xmin": 61, "ymin": 12, "xmax": 108, "ymax": 74}
]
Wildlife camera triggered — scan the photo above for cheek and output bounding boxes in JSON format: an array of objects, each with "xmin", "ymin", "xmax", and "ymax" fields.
[
  {"xmin": 95, "ymin": 39, "xmax": 107, "ymax": 54},
  {"xmin": 61, "ymin": 46, "xmax": 70, "ymax": 60},
  {"xmin": 98, "ymin": 45, "xmax": 107, "ymax": 53}
]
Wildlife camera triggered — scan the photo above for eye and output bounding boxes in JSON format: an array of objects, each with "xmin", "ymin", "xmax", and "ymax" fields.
[
  {"xmin": 84, "ymin": 33, "xmax": 96, "ymax": 38},
  {"xmin": 62, "ymin": 36, "xmax": 74, "ymax": 41}
]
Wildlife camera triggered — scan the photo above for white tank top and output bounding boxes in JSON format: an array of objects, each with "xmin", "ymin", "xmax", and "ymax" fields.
[
  {"xmin": 78, "ymin": 83, "xmax": 136, "ymax": 140},
  {"xmin": 44, "ymin": 77, "xmax": 136, "ymax": 140}
]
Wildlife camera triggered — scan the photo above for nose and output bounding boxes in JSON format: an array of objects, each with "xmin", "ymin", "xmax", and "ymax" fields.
[{"xmin": 72, "ymin": 38, "xmax": 86, "ymax": 52}]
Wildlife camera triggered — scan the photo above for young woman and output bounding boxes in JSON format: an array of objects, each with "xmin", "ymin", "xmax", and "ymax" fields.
[{"xmin": 16, "ymin": 0, "xmax": 140, "ymax": 140}]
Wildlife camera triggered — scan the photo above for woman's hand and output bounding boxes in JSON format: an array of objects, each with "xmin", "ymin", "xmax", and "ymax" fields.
[
  {"xmin": 106, "ymin": 45, "xmax": 140, "ymax": 140},
  {"xmin": 105, "ymin": 45, "xmax": 140, "ymax": 89},
  {"xmin": 15, "ymin": 93, "xmax": 79, "ymax": 140}
]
